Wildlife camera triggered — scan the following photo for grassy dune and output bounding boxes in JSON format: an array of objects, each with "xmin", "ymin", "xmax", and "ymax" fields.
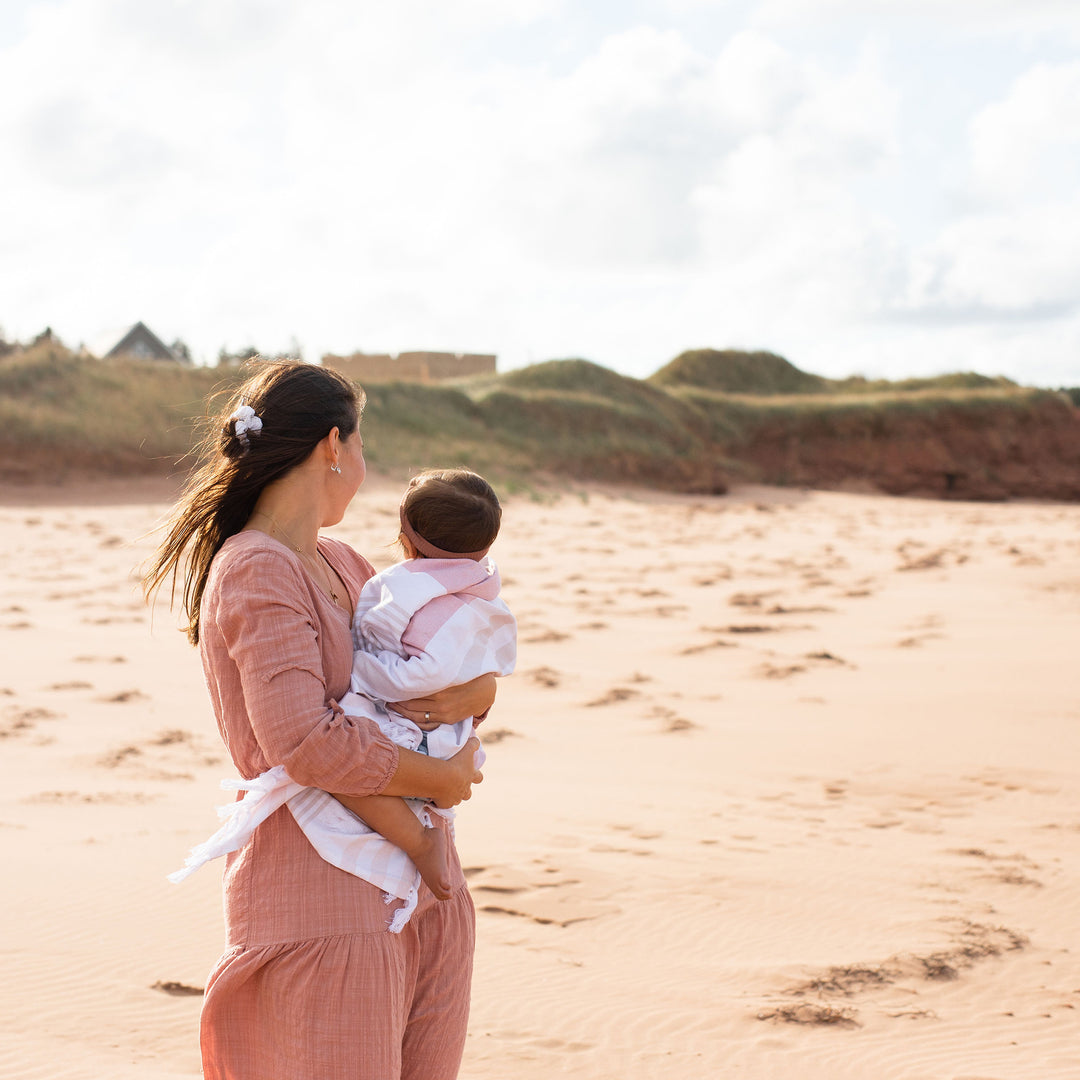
[{"xmin": 2, "ymin": 343, "xmax": 1077, "ymax": 500}]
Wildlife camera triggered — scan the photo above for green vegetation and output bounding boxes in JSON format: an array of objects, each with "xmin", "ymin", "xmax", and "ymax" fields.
[
  {"xmin": 1, "ymin": 342, "xmax": 1076, "ymax": 500},
  {"xmin": 651, "ymin": 347, "xmax": 1018, "ymax": 397},
  {"xmin": 651, "ymin": 349, "xmax": 828, "ymax": 395},
  {"xmin": 0, "ymin": 344, "xmax": 239, "ymax": 475}
]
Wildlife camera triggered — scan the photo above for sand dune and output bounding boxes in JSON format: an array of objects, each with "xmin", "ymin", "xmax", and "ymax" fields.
[{"xmin": 1, "ymin": 477, "xmax": 1078, "ymax": 1079}]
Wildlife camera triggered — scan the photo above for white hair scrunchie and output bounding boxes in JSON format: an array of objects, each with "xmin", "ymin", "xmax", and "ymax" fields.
[{"xmin": 230, "ymin": 404, "xmax": 263, "ymax": 450}]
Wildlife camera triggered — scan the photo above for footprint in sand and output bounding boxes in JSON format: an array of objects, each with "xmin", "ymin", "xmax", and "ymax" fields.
[
  {"xmin": 896, "ymin": 614, "xmax": 946, "ymax": 648},
  {"xmin": 728, "ymin": 591, "xmax": 780, "ymax": 609},
  {"xmin": 679, "ymin": 637, "xmax": 736, "ymax": 656},
  {"xmin": 151, "ymin": 981, "xmax": 204, "ymax": 997},
  {"xmin": 896, "ymin": 543, "xmax": 968, "ymax": 572},
  {"xmin": 694, "ymin": 569, "xmax": 733, "ymax": 586},
  {"xmin": 897, "ymin": 634, "xmax": 945, "ymax": 648},
  {"xmin": 523, "ymin": 628, "xmax": 572, "ymax": 644},
  {"xmin": 98, "ymin": 728, "xmax": 223, "ymax": 777},
  {"xmin": 481, "ymin": 728, "xmax": 519, "ymax": 744},
  {"xmin": 1, "ymin": 705, "xmax": 63, "ymax": 737},
  {"xmin": 468, "ymin": 862, "xmax": 619, "ymax": 927},
  {"xmin": 804, "ymin": 651, "xmax": 851, "ymax": 667},
  {"xmin": 755, "ymin": 662, "xmax": 806, "ymax": 680},
  {"xmin": 647, "ymin": 705, "xmax": 698, "ymax": 733},
  {"xmin": 585, "ymin": 687, "xmax": 640, "ymax": 707},
  {"xmin": 524, "ymin": 666, "xmax": 562, "ymax": 688},
  {"xmin": 96, "ymin": 689, "xmax": 149, "ymax": 703}
]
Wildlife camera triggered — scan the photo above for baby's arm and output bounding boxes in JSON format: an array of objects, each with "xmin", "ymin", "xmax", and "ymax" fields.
[
  {"xmin": 353, "ymin": 598, "xmax": 509, "ymax": 704},
  {"xmin": 352, "ymin": 645, "xmax": 480, "ymax": 706}
]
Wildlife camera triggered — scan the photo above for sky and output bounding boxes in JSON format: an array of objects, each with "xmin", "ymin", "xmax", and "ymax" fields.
[{"xmin": 1, "ymin": 0, "xmax": 1079, "ymax": 385}]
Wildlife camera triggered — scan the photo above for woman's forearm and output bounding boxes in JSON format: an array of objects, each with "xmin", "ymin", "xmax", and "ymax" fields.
[
  {"xmin": 379, "ymin": 746, "xmax": 452, "ymax": 799},
  {"xmin": 334, "ymin": 737, "xmax": 482, "ymax": 811}
]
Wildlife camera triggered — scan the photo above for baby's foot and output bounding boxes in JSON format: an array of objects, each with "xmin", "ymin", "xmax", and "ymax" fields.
[{"xmin": 410, "ymin": 826, "xmax": 453, "ymax": 900}]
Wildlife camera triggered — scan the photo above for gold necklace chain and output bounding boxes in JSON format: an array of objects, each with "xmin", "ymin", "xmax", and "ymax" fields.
[{"xmin": 251, "ymin": 510, "xmax": 340, "ymax": 604}]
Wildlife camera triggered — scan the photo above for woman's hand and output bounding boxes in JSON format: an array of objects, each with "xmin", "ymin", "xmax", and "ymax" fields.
[
  {"xmin": 431, "ymin": 737, "xmax": 484, "ymax": 809},
  {"xmin": 390, "ymin": 672, "xmax": 497, "ymax": 730}
]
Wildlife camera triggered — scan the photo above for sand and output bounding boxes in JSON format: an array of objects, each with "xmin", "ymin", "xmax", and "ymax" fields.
[{"xmin": 1, "ymin": 476, "xmax": 1078, "ymax": 1079}]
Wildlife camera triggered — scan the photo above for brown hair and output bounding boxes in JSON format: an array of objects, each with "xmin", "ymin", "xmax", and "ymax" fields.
[
  {"xmin": 400, "ymin": 469, "xmax": 501, "ymax": 558},
  {"xmin": 143, "ymin": 360, "xmax": 364, "ymax": 644}
]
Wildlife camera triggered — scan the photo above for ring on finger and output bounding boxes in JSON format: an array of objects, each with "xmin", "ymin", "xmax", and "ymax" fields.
[{"xmin": 424, "ymin": 712, "xmax": 431, "ymax": 722}]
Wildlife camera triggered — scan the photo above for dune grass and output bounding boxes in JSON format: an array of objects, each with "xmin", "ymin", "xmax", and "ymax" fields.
[
  {"xmin": 651, "ymin": 347, "xmax": 1021, "ymax": 398},
  {"xmin": 0, "ymin": 343, "xmax": 1075, "ymax": 498},
  {"xmin": 0, "ymin": 345, "xmax": 236, "ymax": 475}
]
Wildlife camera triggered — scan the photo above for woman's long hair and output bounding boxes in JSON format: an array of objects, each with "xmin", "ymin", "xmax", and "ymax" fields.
[{"xmin": 143, "ymin": 360, "xmax": 364, "ymax": 644}]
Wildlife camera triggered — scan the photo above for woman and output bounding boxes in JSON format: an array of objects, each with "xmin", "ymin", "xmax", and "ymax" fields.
[{"xmin": 144, "ymin": 360, "xmax": 493, "ymax": 1080}]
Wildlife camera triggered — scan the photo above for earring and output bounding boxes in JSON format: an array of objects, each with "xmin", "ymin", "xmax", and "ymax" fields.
[{"xmin": 330, "ymin": 463, "xmax": 342, "ymax": 474}]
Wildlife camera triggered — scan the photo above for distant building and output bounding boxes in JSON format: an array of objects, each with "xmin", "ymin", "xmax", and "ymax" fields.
[
  {"xmin": 88, "ymin": 322, "xmax": 184, "ymax": 363},
  {"xmin": 323, "ymin": 350, "xmax": 497, "ymax": 384}
]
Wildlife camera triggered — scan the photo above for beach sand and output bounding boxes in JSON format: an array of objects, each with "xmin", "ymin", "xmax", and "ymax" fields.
[{"xmin": 1, "ymin": 476, "xmax": 1078, "ymax": 1079}]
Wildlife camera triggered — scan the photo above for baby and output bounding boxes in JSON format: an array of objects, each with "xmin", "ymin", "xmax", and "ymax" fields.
[{"xmin": 328, "ymin": 468, "xmax": 516, "ymax": 903}]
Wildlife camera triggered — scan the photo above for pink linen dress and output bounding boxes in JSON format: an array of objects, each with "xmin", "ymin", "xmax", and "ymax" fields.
[{"xmin": 197, "ymin": 531, "xmax": 475, "ymax": 1080}]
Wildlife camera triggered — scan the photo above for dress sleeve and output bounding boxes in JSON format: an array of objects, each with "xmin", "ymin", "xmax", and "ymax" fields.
[{"xmin": 213, "ymin": 547, "xmax": 399, "ymax": 796}]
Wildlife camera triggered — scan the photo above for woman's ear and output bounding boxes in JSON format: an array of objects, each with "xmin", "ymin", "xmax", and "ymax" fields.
[{"xmin": 324, "ymin": 426, "xmax": 341, "ymax": 469}]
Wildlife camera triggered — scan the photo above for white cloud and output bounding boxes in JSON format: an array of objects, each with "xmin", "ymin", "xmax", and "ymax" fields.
[
  {"xmin": 873, "ymin": 59, "xmax": 1080, "ymax": 340},
  {"xmin": 753, "ymin": 0, "xmax": 1080, "ymax": 34},
  {"xmin": 0, "ymin": 0, "xmax": 1077, "ymax": 385},
  {"xmin": 969, "ymin": 60, "xmax": 1080, "ymax": 203}
]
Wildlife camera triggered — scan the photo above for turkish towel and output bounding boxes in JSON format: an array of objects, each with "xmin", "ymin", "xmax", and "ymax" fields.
[{"xmin": 344, "ymin": 556, "xmax": 516, "ymax": 758}]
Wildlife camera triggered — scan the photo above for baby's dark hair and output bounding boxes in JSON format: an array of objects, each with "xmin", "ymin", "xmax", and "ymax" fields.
[{"xmin": 400, "ymin": 469, "xmax": 501, "ymax": 559}]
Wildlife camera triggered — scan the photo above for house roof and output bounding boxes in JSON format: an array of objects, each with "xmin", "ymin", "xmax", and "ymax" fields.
[{"xmin": 88, "ymin": 321, "xmax": 177, "ymax": 361}]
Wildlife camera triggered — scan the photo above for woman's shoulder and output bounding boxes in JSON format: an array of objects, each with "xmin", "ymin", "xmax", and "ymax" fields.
[
  {"xmin": 206, "ymin": 530, "xmax": 375, "ymax": 604},
  {"xmin": 209, "ymin": 532, "xmax": 304, "ymax": 593}
]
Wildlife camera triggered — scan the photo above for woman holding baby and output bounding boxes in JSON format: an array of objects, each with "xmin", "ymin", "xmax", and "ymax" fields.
[{"xmin": 144, "ymin": 360, "xmax": 492, "ymax": 1080}]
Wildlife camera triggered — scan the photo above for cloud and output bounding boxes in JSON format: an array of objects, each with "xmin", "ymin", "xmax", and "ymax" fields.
[
  {"xmin": 969, "ymin": 60, "xmax": 1080, "ymax": 203},
  {"xmin": 0, "ymin": 0, "xmax": 1077, "ymax": 386},
  {"xmin": 752, "ymin": 0, "xmax": 1080, "ymax": 37},
  {"xmin": 873, "ymin": 58, "xmax": 1080, "ymax": 339}
]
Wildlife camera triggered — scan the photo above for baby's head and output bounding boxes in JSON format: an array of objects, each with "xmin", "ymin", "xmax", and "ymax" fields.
[{"xmin": 398, "ymin": 469, "xmax": 501, "ymax": 562}]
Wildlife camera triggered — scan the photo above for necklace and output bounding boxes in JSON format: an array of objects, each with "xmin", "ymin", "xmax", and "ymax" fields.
[{"xmin": 252, "ymin": 510, "xmax": 341, "ymax": 604}]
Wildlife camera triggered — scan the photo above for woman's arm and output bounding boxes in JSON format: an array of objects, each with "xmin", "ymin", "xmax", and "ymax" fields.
[
  {"xmin": 212, "ymin": 549, "xmax": 401, "ymax": 797},
  {"xmin": 389, "ymin": 672, "xmax": 497, "ymax": 731},
  {"xmin": 336, "ymin": 735, "xmax": 483, "ymax": 811},
  {"xmin": 213, "ymin": 548, "xmax": 486, "ymax": 806}
]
